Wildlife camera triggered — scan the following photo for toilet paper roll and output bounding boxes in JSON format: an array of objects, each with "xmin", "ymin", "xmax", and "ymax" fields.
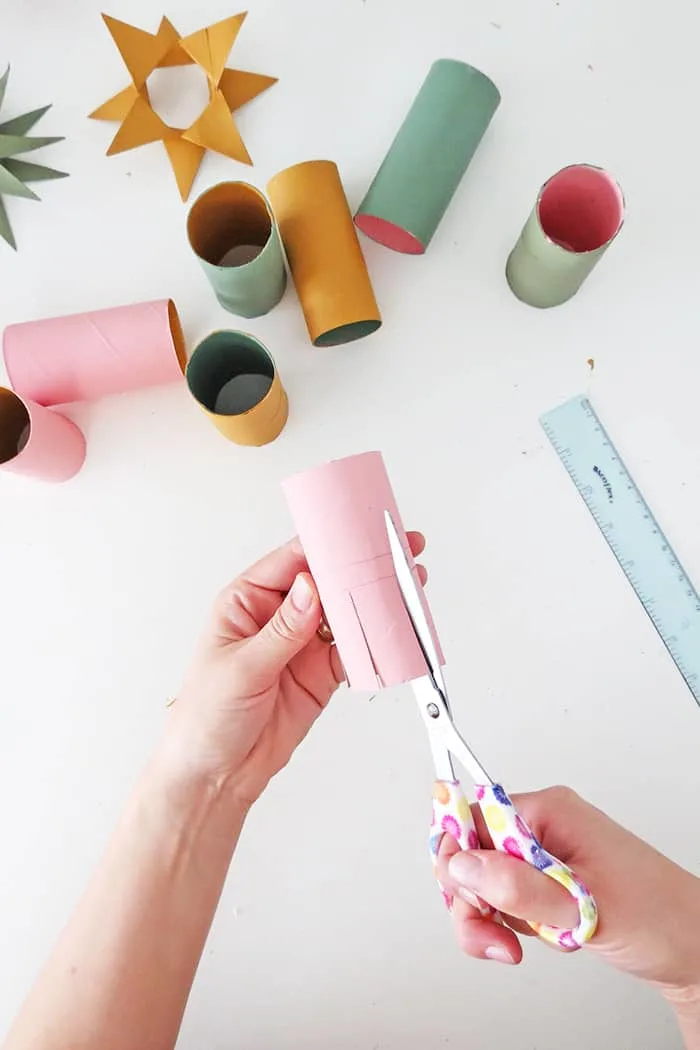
[
  {"xmin": 0, "ymin": 388, "xmax": 86, "ymax": 482},
  {"xmin": 186, "ymin": 330, "xmax": 288, "ymax": 447},
  {"xmin": 283, "ymin": 450, "xmax": 443, "ymax": 690},
  {"xmin": 267, "ymin": 160, "xmax": 381, "ymax": 347},
  {"xmin": 355, "ymin": 59, "xmax": 501, "ymax": 254},
  {"xmin": 187, "ymin": 182, "xmax": 287, "ymax": 318},
  {"xmin": 3, "ymin": 299, "xmax": 187, "ymax": 405},
  {"xmin": 505, "ymin": 164, "xmax": 625, "ymax": 308}
]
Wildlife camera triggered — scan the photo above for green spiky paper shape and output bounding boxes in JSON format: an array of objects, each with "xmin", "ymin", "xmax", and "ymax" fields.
[{"xmin": 0, "ymin": 66, "xmax": 68, "ymax": 250}]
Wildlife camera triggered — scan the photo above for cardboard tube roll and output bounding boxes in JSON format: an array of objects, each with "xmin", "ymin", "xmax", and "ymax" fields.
[
  {"xmin": 506, "ymin": 165, "xmax": 625, "ymax": 308},
  {"xmin": 267, "ymin": 160, "xmax": 382, "ymax": 347},
  {"xmin": 354, "ymin": 59, "xmax": 501, "ymax": 254},
  {"xmin": 3, "ymin": 300, "xmax": 187, "ymax": 406},
  {"xmin": 283, "ymin": 451, "xmax": 444, "ymax": 690},
  {"xmin": 187, "ymin": 182, "xmax": 287, "ymax": 319},
  {"xmin": 0, "ymin": 388, "xmax": 86, "ymax": 482},
  {"xmin": 186, "ymin": 330, "xmax": 288, "ymax": 447}
]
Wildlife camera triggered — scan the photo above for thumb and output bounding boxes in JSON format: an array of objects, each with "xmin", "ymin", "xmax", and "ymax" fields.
[
  {"xmin": 447, "ymin": 850, "xmax": 578, "ymax": 931},
  {"xmin": 240, "ymin": 573, "xmax": 322, "ymax": 686}
]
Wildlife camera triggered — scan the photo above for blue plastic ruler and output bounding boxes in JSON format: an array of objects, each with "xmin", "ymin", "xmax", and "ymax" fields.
[{"xmin": 540, "ymin": 396, "xmax": 700, "ymax": 705}]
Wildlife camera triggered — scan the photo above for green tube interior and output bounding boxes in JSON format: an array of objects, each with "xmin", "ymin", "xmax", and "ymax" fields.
[{"xmin": 186, "ymin": 332, "xmax": 274, "ymax": 416}]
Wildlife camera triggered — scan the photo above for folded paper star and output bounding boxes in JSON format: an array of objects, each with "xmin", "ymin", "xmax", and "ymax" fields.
[
  {"xmin": 90, "ymin": 12, "xmax": 277, "ymax": 201},
  {"xmin": 0, "ymin": 66, "xmax": 68, "ymax": 250}
]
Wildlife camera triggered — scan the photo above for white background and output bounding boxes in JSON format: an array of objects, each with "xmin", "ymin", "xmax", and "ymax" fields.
[{"xmin": 1, "ymin": 0, "xmax": 699, "ymax": 1046}]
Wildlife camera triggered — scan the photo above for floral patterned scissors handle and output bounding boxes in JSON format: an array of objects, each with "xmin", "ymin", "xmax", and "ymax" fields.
[{"xmin": 386, "ymin": 512, "xmax": 598, "ymax": 951}]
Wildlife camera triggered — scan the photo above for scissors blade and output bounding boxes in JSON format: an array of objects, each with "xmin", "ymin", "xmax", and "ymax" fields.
[
  {"xmin": 384, "ymin": 510, "xmax": 447, "ymax": 698},
  {"xmin": 386, "ymin": 510, "xmax": 493, "ymax": 788},
  {"xmin": 412, "ymin": 677, "xmax": 457, "ymax": 782}
]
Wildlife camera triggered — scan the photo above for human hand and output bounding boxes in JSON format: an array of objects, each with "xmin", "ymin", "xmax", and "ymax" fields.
[
  {"xmin": 437, "ymin": 787, "xmax": 700, "ymax": 1001},
  {"xmin": 161, "ymin": 533, "xmax": 427, "ymax": 809}
]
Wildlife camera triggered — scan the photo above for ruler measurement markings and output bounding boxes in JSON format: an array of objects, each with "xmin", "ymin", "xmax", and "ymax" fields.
[{"xmin": 540, "ymin": 397, "xmax": 700, "ymax": 704}]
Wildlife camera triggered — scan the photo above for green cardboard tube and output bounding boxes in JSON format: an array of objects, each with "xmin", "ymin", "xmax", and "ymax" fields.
[
  {"xmin": 505, "ymin": 164, "xmax": 625, "ymax": 308},
  {"xmin": 187, "ymin": 182, "xmax": 287, "ymax": 319},
  {"xmin": 354, "ymin": 59, "xmax": 500, "ymax": 254}
]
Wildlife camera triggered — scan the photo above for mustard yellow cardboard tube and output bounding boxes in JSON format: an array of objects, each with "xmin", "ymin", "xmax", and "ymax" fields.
[
  {"xmin": 186, "ymin": 331, "xmax": 288, "ymax": 447},
  {"xmin": 267, "ymin": 160, "xmax": 382, "ymax": 347}
]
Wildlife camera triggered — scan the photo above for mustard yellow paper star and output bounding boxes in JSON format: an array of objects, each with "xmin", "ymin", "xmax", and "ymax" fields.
[{"xmin": 90, "ymin": 12, "xmax": 277, "ymax": 201}]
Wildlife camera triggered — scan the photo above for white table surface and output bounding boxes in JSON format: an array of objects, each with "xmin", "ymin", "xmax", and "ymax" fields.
[{"xmin": 2, "ymin": 0, "xmax": 700, "ymax": 1046}]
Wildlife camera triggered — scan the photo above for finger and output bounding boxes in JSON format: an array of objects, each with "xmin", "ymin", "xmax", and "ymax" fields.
[
  {"xmin": 437, "ymin": 833, "xmax": 484, "ymax": 913},
  {"xmin": 237, "ymin": 573, "xmax": 322, "ymax": 690},
  {"xmin": 447, "ymin": 850, "xmax": 579, "ymax": 931},
  {"xmin": 239, "ymin": 537, "xmax": 308, "ymax": 593},
  {"xmin": 208, "ymin": 539, "xmax": 308, "ymax": 641},
  {"xmin": 436, "ymin": 834, "xmax": 536, "ymax": 937},
  {"xmin": 407, "ymin": 531, "xmax": 426, "ymax": 557},
  {"xmin": 213, "ymin": 581, "xmax": 287, "ymax": 644},
  {"xmin": 213, "ymin": 534, "xmax": 426, "ymax": 646},
  {"xmin": 451, "ymin": 900, "xmax": 523, "ymax": 965},
  {"xmin": 288, "ymin": 634, "xmax": 346, "ymax": 708},
  {"xmin": 416, "ymin": 564, "xmax": 427, "ymax": 587}
]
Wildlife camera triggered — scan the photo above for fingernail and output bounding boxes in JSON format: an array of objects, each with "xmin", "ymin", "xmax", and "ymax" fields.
[
  {"xmin": 289, "ymin": 574, "xmax": 314, "ymax": 613},
  {"xmin": 448, "ymin": 851, "xmax": 484, "ymax": 889},
  {"xmin": 485, "ymin": 946, "xmax": 516, "ymax": 965}
]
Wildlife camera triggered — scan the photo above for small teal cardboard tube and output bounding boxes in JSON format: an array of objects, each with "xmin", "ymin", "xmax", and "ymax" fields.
[
  {"xmin": 187, "ymin": 182, "xmax": 287, "ymax": 318},
  {"xmin": 354, "ymin": 59, "xmax": 501, "ymax": 254}
]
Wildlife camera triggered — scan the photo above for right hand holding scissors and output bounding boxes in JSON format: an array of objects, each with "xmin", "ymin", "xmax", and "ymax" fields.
[{"xmin": 436, "ymin": 784, "xmax": 700, "ymax": 984}]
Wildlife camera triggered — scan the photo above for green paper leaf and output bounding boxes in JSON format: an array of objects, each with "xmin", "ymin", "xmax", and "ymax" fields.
[
  {"xmin": 0, "ymin": 163, "xmax": 39, "ymax": 199},
  {"xmin": 0, "ymin": 67, "xmax": 10, "ymax": 114},
  {"xmin": 0, "ymin": 195, "xmax": 17, "ymax": 249},
  {"xmin": 0, "ymin": 67, "xmax": 67, "ymax": 251},
  {"xmin": 3, "ymin": 158, "xmax": 68, "ymax": 182},
  {"xmin": 0, "ymin": 105, "xmax": 51, "ymax": 135},
  {"xmin": 0, "ymin": 134, "xmax": 63, "ymax": 159}
]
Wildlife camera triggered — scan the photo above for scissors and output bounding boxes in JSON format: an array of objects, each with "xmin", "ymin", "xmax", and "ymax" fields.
[{"xmin": 384, "ymin": 511, "xmax": 598, "ymax": 950}]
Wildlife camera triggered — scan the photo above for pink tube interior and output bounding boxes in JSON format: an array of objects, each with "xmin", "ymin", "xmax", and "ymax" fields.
[
  {"xmin": 354, "ymin": 214, "xmax": 426, "ymax": 255},
  {"xmin": 537, "ymin": 165, "xmax": 624, "ymax": 253}
]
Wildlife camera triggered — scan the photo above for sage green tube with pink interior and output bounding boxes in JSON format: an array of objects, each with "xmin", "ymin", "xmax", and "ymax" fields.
[
  {"xmin": 505, "ymin": 164, "xmax": 625, "ymax": 308},
  {"xmin": 354, "ymin": 59, "xmax": 501, "ymax": 254}
]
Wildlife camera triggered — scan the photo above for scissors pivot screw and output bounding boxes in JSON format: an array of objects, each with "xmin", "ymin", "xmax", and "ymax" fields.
[{"xmin": 427, "ymin": 703, "xmax": 440, "ymax": 719}]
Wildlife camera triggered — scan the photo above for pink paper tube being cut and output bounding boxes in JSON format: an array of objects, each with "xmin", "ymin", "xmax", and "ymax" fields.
[
  {"xmin": 0, "ymin": 387, "xmax": 86, "ymax": 482},
  {"xmin": 283, "ymin": 451, "xmax": 444, "ymax": 690},
  {"xmin": 3, "ymin": 300, "xmax": 187, "ymax": 406}
]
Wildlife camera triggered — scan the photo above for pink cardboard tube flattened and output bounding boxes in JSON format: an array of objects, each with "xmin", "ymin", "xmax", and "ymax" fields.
[
  {"xmin": 0, "ymin": 388, "xmax": 86, "ymax": 482},
  {"xmin": 283, "ymin": 451, "xmax": 443, "ymax": 690},
  {"xmin": 3, "ymin": 299, "xmax": 187, "ymax": 406}
]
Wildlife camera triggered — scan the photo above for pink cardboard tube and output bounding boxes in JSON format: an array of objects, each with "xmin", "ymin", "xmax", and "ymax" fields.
[
  {"xmin": 0, "ymin": 387, "xmax": 86, "ymax": 482},
  {"xmin": 283, "ymin": 451, "xmax": 444, "ymax": 690},
  {"xmin": 3, "ymin": 299, "xmax": 187, "ymax": 406}
]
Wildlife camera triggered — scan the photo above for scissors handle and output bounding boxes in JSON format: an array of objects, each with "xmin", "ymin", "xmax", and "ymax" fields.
[
  {"xmin": 429, "ymin": 780, "xmax": 493, "ymax": 916},
  {"xmin": 476, "ymin": 783, "xmax": 599, "ymax": 949}
]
